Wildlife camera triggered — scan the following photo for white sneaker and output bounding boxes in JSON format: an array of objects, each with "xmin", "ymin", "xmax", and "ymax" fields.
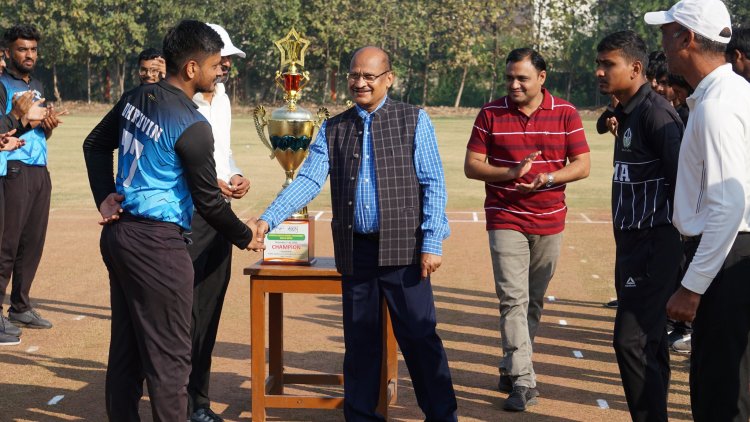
[{"xmin": 672, "ymin": 335, "xmax": 691, "ymax": 354}]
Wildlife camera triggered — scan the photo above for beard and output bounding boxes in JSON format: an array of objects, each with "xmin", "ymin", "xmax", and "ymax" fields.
[{"xmin": 195, "ymin": 76, "xmax": 220, "ymax": 94}]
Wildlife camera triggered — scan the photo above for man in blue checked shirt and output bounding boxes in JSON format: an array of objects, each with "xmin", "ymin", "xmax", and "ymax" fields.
[{"xmin": 256, "ymin": 46, "xmax": 457, "ymax": 422}]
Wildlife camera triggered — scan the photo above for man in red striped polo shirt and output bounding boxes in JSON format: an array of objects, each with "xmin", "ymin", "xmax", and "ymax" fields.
[{"xmin": 464, "ymin": 48, "xmax": 590, "ymax": 412}]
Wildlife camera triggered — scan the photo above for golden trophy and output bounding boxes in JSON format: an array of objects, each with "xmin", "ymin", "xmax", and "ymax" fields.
[{"xmin": 254, "ymin": 28, "xmax": 328, "ymax": 265}]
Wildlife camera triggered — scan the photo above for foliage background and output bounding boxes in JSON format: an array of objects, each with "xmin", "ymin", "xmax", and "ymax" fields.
[{"xmin": 1, "ymin": 0, "xmax": 748, "ymax": 108}]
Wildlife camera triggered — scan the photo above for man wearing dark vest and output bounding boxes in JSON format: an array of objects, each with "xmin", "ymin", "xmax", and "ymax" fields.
[{"xmin": 256, "ymin": 46, "xmax": 457, "ymax": 422}]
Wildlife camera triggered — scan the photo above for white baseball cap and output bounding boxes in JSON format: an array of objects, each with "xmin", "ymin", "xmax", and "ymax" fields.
[
  {"xmin": 207, "ymin": 23, "xmax": 246, "ymax": 58},
  {"xmin": 644, "ymin": 0, "xmax": 732, "ymax": 44}
]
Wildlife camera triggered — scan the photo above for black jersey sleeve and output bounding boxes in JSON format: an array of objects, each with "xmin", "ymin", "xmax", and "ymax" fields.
[
  {"xmin": 83, "ymin": 108, "xmax": 120, "ymax": 208},
  {"xmin": 647, "ymin": 107, "xmax": 683, "ymax": 187},
  {"xmin": 175, "ymin": 122, "xmax": 253, "ymax": 249}
]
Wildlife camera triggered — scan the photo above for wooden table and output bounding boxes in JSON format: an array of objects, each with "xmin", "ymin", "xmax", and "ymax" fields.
[{"xmin": 245, "ymin": 258, "xmax": 398, "ymax": 421}]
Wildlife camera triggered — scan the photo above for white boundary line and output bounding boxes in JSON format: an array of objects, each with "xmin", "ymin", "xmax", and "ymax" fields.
[{"xmin": 46, "ymin": 209, "xmax": 612, "ymax": 224}]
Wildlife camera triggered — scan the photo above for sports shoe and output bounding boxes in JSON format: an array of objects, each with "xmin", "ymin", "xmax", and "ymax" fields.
[
  {"xmin": 672, "ymin": 335, "xmax": 691, "ymax": 354},
  {"xmin": 503, "ymin": 385, "xmax": 539, "ymax": 411},
  {"xmin": 604, "ymin": 299, "xmax": 618, "ymax": 308},
  {"xmin": 0, "ymin": 332, "xmax": 20, "ymax": 346},
  {"xmin": 667, "ymin": 329, "xmax": 691, "ymax": 348},
  {"xmin": 498, "ymin": 374, "xmax": 513, "ymax": 393},
  {"xmin": 1, "ymin": 314, "xmax": 22, "ymax": 337},
  {"xmin": 190, "ymin": 407, "xmax": 224, "ymax": 422},
  {"xmin": 9, "ymin": 308, "xmax": 53, "ymax": 329}
]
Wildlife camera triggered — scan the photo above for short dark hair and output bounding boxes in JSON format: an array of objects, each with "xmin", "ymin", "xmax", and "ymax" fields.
[
  {"xmin": 3, "ymin": 24, "xmax": 41, "ymax": 45},
  {"xmin": 694, "ymin": 32, "xmax": 730, "ymax": 55},
  {"xmin": 506, "ymin": 48, "xmax": 546, "ymax": 72},
  {"xmin": 646, "ymin": 51, "xmax": 667, "ymax": 81},
  {"xmin": 162, "ymin": 20, "xmax": 223, "ymax": 75},
  {"xmin": 138, "ymin": 48, "xmax": 163, "ymax": 64},
  {"xmin": 597, "ymin": 31, "xmax": 649, "ymax": 71},
  {"xmin": 727, "ymin": 27, "xmax": 750, "ymax": 56},
  {"xmin": 668, "ymin": 73, "xmax": 693, "ymax": 95}
]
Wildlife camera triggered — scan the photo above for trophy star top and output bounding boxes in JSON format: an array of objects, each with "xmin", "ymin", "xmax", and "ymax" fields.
[{"xmin": 274, "ymin": 28, "xmax": 310, "ymax": 71}]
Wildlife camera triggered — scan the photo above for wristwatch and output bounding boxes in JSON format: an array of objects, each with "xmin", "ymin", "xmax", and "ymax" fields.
[{"xmin": 545, "ymin": 173, "xmax": 555, "ymax": 188}]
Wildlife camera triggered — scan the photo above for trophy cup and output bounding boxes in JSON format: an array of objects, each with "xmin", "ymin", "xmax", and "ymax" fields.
[{"xmin": 254, "ymin": 28, "xmax": 328, "ymax": 265}]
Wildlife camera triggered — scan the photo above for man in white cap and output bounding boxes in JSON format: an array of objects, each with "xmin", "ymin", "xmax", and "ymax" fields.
[
  {"xmin": 645, "ymin": 1, "xmax": 750, "ymax": 420},
  {"xmin": 187, "ymin": 23, "xmax": 250, "ymax": 422}
]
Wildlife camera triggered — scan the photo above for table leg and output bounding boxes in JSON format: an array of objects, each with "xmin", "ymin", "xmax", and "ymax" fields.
[
  {"xmin": 377, "ymin": 302, "xmax": 399, "ymax": 418},
  {"xmin": 251, "ymin": 281, "xmax": 266, "ymax": 422},
  {"xmin": 385, "ymin": 306, "xmax": 398, "ymax": 404},
  {"xmin": 268, "ymin": 292, "xmax": 284, "ymax": 395}
]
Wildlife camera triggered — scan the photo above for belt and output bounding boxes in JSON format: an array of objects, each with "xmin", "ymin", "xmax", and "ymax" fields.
[{"xmin": 354, "ymin": 232, "xmax": 380, "ymax": 242}]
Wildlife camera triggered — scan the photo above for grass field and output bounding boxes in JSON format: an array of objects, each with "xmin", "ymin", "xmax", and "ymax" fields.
[
  {"xmin": 1, "ymin": 110, "xmax": 693, "ymax": 421},
  {"xmin": 47, "ymin": 112, "xmax": 615, "ymax": 213}
]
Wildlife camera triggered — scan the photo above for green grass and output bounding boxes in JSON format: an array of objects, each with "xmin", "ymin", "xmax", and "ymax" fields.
[{"xmin": 47, "ymin": 112, "xmax": 614, "ymax": 215}]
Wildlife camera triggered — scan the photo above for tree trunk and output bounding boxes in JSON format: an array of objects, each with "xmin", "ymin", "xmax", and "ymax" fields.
[
  {"xmin": 566, "ymin": 70, "xmax": 573, "ymax": 101},
  {"xmin": 104, "ymin": 69, "xmax": 111, "ymax": 103},
  {"xmin": 86, "ymin": 56, "xmax": 91, "ymax": 104},
  {"xmin": 119, "ymin": 60, "xmax": 126, "ymax": 99},
  {"xmin": 490, "ymin": 23, "xmax": 499, "ymax": 100},
  {"xmin": 454, "ymin": 65, "xmax": 468, "ymax": 108},
  {"xmin": 330, "ymin": 68, "xmax": 337, "ymax": 103},
  {"xmin": 52, "ymin": 63, "xmax": 62, "ymax": 105},
  {"xmin": 404, "ymin": 59, "xmax": 413, "ymax": 104},
  {"xmin": 422, "ymin": 51, "xmax": 430, "ymax": 107}
]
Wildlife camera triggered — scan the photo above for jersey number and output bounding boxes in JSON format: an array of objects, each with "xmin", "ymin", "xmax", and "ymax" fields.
[{"xmin": 121, "ymin": 129, "xmax": 144, "ymax": 187}]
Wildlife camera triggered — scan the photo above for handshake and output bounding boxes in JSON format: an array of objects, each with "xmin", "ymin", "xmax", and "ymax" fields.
[{"xmin": 245, "ymin": 218, "xmax": 270, "ymax": 252}]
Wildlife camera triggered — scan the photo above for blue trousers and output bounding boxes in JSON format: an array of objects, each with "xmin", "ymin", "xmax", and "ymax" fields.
[{"xmin": 341, "ymin": 236, "xmax": 457, "ymax": 422}]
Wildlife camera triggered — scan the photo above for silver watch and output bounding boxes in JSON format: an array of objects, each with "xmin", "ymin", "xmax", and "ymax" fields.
[{"xmin": 545, "ymin": 173, "xmax": 555, "ymax": 188}]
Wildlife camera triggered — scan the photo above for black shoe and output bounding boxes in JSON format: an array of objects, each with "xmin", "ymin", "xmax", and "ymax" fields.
[
  {"xmin": 1, "ymin": 314, "xmax": 22, "ymax": 337},
  {"xmin": 0, "ymin": 332, "xmax": 20, "ymax": 346},
  {"xmin": 498, "ymin": 374, "xmax": 513, "ymax": 393},
  {"xmin": 604, "ymin": 299, "xmax": 618, "ymax": 308},
  {"xmin": 8, "ymin": 309, "xmax": 53, "ymax": 329},
  {"xmin": 503, "ymin": 385, "xmax": 539, "ymax": 411},
  {"xmin": 190, "ymin": 407, "xmax": 224, "ymax": 422}
]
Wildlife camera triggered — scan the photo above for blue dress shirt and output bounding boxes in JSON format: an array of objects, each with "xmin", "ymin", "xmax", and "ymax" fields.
[{"xmin": 260, "ymin": 97, "xmax": 450, "ymax": 255}]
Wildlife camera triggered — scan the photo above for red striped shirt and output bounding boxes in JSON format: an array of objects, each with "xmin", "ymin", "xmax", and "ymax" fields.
[{"xmin": 467, "ymin": 89, "xmax": 589, "ymax": 235}]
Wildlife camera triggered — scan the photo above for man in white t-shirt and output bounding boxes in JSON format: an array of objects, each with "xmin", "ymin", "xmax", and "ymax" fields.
[
  {"xmin": 187, "ymin": 23, "xmax": 249, "ymax": 422},
  {"xmin": 645, "ymin": 1, "xmax": 750, "ymax": 420}
]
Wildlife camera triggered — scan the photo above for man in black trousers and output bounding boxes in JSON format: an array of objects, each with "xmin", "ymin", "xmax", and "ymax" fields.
[
  {"xmin": 0, "ymin": 24, "xmax": 64, "ymax": 332},
  {"xmin": 595, "ymin": 30, "xmax": 684, "ymax": 422},
  {"xmin": 83, "ymin": 20, "xmax": 262, "ymax": 421}
]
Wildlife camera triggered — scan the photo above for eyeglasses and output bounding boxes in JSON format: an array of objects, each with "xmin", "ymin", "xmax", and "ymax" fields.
[
  {"xmin": 347, "ymin": 70, "xmax": 391, "ymax": 82},
  {"xmin": 138, "ymin": 68, "xmax": 161, "ymax": 77}
]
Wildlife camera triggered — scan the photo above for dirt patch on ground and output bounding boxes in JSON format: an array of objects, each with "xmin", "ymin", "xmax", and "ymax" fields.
[{"xmin": 0, "ymin": 208, "xmax": 691, "ymax": 421}]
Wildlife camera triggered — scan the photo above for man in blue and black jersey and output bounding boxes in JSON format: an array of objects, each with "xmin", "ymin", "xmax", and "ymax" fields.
[
  {"xmin": 0, "ymin": 93, "xmax": 47, "ymax": 346},
  {"xmin": 0, "ymin": 24, "xmax": 65, "ymax": 333},
  {"xmin": 596, "ymin": 31, "xmax": 684, "ymax": 422},
  {"xmin": 83, "ymin": 20, "xmax": 263, "ymax": 421}
]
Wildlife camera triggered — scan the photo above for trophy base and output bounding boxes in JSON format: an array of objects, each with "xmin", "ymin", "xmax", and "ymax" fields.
[{"xmin": 262, "ymin": 217, "xmax": 315, "ymax": 265}]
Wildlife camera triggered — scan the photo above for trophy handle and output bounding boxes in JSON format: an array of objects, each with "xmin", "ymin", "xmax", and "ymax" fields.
[
  {"xmin": 253, "ymin": 105, "xmax": 276, "ymax": 159},
  {"xmin": 299, "ymin": 70, "xmax": 311, "ymax": 91},
  {"xmin": 315, "ymin": 107, "xmax": 330, "ymax": 129},
  {"xmin": 273, "ymin": 71, "xmax": 285, "ymax": 92}
]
